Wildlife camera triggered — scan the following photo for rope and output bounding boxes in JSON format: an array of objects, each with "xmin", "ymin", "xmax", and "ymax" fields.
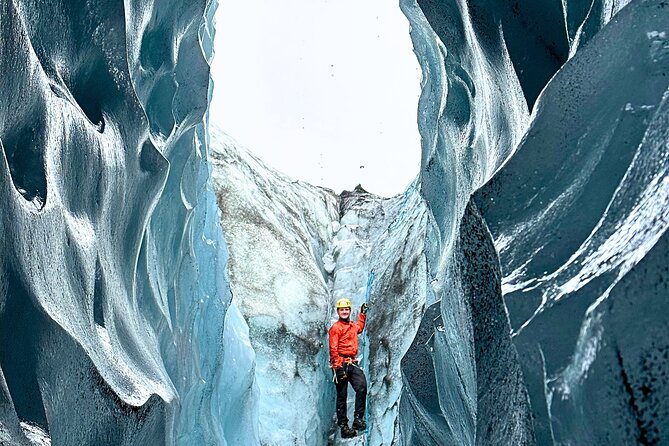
[{"xmin": 361, "ymin": 269, "xmax": 375, "ymax": 444}]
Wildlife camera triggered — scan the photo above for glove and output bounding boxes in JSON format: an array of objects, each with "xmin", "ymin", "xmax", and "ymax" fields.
[
  {"xmin": 361, "ymin": 303, "xmax": 368, "ymax": 314},
  {"xmin": 335, "ymin": 367, "xmax": 347, "ymax": 383}
]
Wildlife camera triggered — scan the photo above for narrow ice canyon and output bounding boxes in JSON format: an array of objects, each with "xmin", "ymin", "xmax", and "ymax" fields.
[{"xmin": 0, "ymin": 0, "xmax": 667, "ymax": 445}]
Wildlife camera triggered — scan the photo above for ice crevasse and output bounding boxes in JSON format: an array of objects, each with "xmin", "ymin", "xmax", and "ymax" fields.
[{"xmin": 0, "ymin": 0, "xmax": 668, "ymax": 445}]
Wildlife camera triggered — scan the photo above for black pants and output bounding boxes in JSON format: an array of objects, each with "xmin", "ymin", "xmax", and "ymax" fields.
[{"xmin": 335, "ymin": 362, "xmax": 367, "ymax": 426}]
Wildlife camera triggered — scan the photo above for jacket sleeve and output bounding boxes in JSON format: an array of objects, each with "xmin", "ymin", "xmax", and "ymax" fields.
[
  {"xmin": 356, "ymin": 312, "xmax": 366, "ymax": 334},
  {"xmin": 329, "ymin": 325, "xmax": 342, "ymax": 369}
]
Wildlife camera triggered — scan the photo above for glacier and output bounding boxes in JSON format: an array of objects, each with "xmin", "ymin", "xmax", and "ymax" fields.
[{"xmin": 0, "ymin": 0, "xmax": 668, "ymax": 445}]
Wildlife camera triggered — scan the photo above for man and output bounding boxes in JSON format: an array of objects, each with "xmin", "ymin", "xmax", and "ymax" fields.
[{"xmin": 328, "ymin": 297, "xmax": 368, "ymax": 438}]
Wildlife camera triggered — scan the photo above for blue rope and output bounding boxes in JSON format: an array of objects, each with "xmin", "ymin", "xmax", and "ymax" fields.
[{"xmin": 361, "ymin": 269, "xmax": 374, "ymax": 443}]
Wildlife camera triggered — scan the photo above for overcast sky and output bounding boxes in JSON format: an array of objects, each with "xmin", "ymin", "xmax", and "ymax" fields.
[{"xmin": 210, "ymin": 0, "xmax": 422, "ymax": 197}]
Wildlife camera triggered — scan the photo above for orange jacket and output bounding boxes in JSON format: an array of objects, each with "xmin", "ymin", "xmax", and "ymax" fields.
[{"xmin": 328, "ymin": 313, "xmax": 366, "ymax": 369}]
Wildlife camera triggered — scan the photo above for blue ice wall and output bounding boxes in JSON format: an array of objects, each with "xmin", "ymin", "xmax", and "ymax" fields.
[
  {"xmin": 475, "ymin": 0, "xmax": 669, "ymax": 443},
  {"xmin": 399, "ymin": 0, "xmax": 667, "ymax": 444},
  {"xmin": 398, "ymin": 0, "xmax": 533, "ymax": 444},
  {"xmin": 0, "ymin": 0, "xmax": 256, "ymax": 444}
]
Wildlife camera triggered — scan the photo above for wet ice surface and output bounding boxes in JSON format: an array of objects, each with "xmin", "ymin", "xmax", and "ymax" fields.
[
  {"xmin": 0, "ymin": 0, "xmax": 253, "ymax": 444},
  {"xmin": 475, "ymin": 0, "xmax": 669, "ymax": 443}
]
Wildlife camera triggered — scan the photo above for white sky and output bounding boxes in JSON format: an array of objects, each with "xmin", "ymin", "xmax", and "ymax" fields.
[{"xmin": 210, "ymin": 0, "xmax": 422, "ymax": 197}]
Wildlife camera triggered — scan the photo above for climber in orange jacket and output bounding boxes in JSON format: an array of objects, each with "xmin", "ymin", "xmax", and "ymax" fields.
[{"xmin": 328, "ymin": 297, "xmax": 368, "ymax": 438}]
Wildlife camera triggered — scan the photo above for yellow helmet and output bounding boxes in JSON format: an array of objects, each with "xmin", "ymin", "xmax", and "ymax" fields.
[{"xmin": 335, "ymin": 298, "xmax": 352, "ymax": 309}]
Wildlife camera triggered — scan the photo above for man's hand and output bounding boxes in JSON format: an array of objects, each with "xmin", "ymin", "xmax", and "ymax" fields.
[
  {"xmin": 361, "ymin": 303, "xmax": 368, "ymax": 314},
  {"xmin": 335, "ymin": 367, "xmax": 347, "ymax": 383}
]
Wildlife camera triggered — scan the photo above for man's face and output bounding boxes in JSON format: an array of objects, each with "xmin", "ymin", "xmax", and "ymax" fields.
[{"xmin": 337, "ymin": 307, "xmax": 351, "ymax": 319}]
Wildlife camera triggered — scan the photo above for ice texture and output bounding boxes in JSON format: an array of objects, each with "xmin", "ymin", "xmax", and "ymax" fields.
[
  {"xmin": 329, "ymin": 183, "xmax": 429, "ymax": 446},
  {"xmin": 394, "ymin": 0, "xmax": 667, "ymax": 443},
  {"xmin": 211, "ymin": 132, "xmax": 431, "ymax": 445},
  {"xmin": 415, "ymin": 0, "xmax": 630, "ymax": 109},
  {"xmin": 0, "ymin": 0, "xmax": 256, "ymax": 444},
  {"xmin": 211, "ymin": 130, "xmax": 338, "ymax": 445},
  {"xmin": 475, "ymin": 0, "xmax": 669, "ymax": 443},
  {"xmin": 397, "ymin": 0, "xmax": 537, "ymax": 443}
]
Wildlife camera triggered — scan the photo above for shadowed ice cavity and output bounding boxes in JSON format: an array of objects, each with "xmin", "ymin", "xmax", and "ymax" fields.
[
  {"xmin": 475, "ymin": 0, "xmax": 669, "ymax": 443},
  {"xmin": 0, "ymin": 0, "xmax": 257, "ymax": 444}
]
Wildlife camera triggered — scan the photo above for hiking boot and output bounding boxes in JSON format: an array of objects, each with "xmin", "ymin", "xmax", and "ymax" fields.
[
  {"xmin": 340, "ymin": 424, "xmax": 356, "ymax": 438},
  {"xmin": 352, "ymin": 417, "xmax": 366, "ymax": 431}
]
